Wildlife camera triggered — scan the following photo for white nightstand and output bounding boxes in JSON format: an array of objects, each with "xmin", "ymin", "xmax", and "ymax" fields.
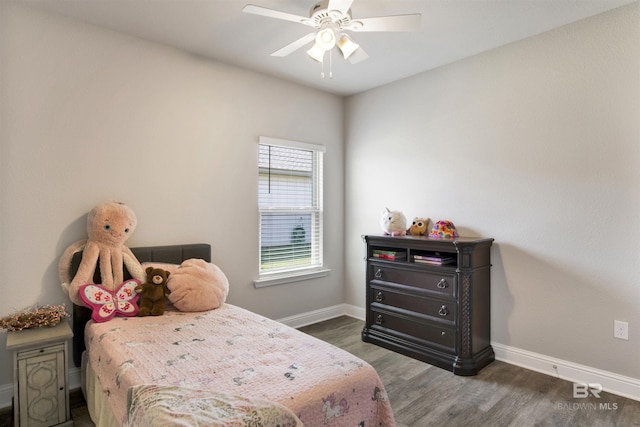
[{"xmin": 6, "ymin": 322, "xmax": 74, "ymax": 427}]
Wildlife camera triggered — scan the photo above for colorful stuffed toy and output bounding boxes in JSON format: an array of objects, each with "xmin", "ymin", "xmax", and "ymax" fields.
[
  {"xmin": 380, "ymin": 208, "xmax": 407, "ymax": 236},
  {"xmin": 407, "ymin": 218, "xmax": 429, "ymax": 236},
  {"xmin": 136, "ymin": 267, "xmax": 171, "ymax": 316},
  {"xmin": 429, "ymin": 220, "xmax": 459, "ymax": 239},
  {"xmin": 59, "ymin": 201, "xmax": 145, "ymax": 306},
  {"xmin": 79, "ymin": 280, "xmax": 140, "ymax": 322}
]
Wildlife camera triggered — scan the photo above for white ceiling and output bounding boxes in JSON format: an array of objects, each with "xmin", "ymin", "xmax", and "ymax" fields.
[{"xmin": 19, "ymin": 0, "xmax": 637, "ymax": 96}]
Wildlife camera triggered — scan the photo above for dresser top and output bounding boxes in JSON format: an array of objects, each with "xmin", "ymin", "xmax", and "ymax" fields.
[
  {"xmin": 6, "ymin": 321, "xmax": 73, "ymax": 350},
  {"xmin": 365, "ymin": 234, "xmax": 494, "ymax": 245}
]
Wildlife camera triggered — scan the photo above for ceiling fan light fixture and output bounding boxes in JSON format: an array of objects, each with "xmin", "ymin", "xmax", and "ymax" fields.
[
  {"xmin": 315, "ymin": 27, "xmax": 336, "ymax": 50},
  {"xmin": 337, "ymin": 34, "xmax": 359, "ymax": 59},
  {"xmin": 243, "ymin": 0, "xmax": 422, "ymax": 78},
  {"xmin": 306, "ymin": 42, "xmax": 326, "ymax": 62}
]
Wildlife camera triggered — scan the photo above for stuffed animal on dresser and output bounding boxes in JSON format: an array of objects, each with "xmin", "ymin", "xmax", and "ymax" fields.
[
  {"xmin": 136, "ymin": 267, "xmax": 171, "ymax": 316},
  {"xmin": 429, "ymin": 220, "xmax": 459, "ymax": 239},
  {"xmin": 407, "ymin": 218, "xmax": 429, "ymax": 236},
  {"xmin": 380, "ymin": 208, "xmax": 407, "ymax": 236}
]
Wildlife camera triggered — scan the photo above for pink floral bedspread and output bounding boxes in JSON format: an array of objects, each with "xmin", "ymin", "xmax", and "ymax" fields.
[
  {"xmin": 85, "ymin": 304, "xmax": 395, "ymax": 426},
  {"xmin": 127, "ymin": 384, "xmax": 302, "ymax": 426}
]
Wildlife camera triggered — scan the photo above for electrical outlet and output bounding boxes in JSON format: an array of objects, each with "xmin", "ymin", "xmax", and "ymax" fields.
[{"xmin": 614, "ymin": 320, "xmax": 628, "ymax": 340}]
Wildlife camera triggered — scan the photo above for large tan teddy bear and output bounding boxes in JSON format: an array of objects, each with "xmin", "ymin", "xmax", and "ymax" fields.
[{"xmin": 59, "ymin": 201, "xmax": 145, "ymax": 306}]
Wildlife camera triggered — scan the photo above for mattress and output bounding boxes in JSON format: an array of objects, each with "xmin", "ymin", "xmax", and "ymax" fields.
[{"xmin": 84, "ymin": 303, "xmax": 395, "ymax": 426}]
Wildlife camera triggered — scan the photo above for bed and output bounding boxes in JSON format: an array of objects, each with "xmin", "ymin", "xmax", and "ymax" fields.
[{"xmin": 70, "ymin": 243, "xmax": 395, "ymax": 426}]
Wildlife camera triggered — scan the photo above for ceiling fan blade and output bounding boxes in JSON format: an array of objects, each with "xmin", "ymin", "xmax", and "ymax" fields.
[
  {"xmin": 347, "ymin": 46, "xmax": 369, "ymax": 64},
  {"xmin": 242, "ymin": 4, "xmax": 313, "ymax": 26},
  {"xmin": 271, "ymin": 33, "xmax": 317, "ymax": 57},
  {"xmin": 327, "ymin": 0, "xmax": 354, "ymax": 15},
  {"xmin": 348, "ymin": 14, "xmax": 421, "ymax": 32}
]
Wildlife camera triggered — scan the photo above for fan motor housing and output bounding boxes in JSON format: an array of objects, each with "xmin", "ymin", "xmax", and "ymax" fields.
[{"xmin": 310, "ymin": 0, "xmax": 352, "ymax": 28}]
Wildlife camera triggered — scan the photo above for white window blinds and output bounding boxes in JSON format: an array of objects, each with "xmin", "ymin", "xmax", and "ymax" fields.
[{"xmin": 258, "ymin": 137, "xmax": 324, "ymax": 277}]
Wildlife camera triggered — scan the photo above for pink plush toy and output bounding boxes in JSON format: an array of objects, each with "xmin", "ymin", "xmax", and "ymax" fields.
[
  {"xmin": 59, "ymin": 201, "xmax": 145, "ymax": 306},
  {"xmin": 79, "ymin": 280, "xmax": 141, "ymax": 322},
  {"xmin": 167, "ymin": 258, "xmax": 229, "ymax": 312}
]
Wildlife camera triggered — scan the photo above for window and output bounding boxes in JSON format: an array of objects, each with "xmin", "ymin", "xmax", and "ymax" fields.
[{"xmin": 256, "ymin": 137, "xmax": 327, "ymax": 287}]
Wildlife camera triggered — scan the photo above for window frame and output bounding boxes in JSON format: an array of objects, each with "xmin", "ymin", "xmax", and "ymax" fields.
[{"xmin": 254, "ymin": 136, "xmax": 329, "ymax": 288}]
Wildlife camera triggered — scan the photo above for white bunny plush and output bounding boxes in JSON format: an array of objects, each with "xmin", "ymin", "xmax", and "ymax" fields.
[{"xmin": 380, "ymin": 208, "xmax": 407, "ymax": 236}]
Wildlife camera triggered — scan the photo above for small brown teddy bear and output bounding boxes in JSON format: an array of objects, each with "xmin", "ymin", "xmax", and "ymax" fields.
[
  {"xmin": 407, "ymin": 218, "xmax": 429, "ymax": 236},
  {"xmin": 135, "ymin": 267, "xmax": 171, "ymax": 316}
]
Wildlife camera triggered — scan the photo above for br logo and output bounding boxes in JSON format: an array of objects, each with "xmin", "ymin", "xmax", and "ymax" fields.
[{"xmin": 573, "ymin": 383, "xmax": 602, "ymax": 398}]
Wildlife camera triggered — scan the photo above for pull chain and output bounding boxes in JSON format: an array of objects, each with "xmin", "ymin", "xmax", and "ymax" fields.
[
  {"xmin": 319, "ymin": 50, "xmax": 333, "ymax": 79},
  {"xmin": 329, "ymin": 49, "xmax": 333, "ymax": 79}
]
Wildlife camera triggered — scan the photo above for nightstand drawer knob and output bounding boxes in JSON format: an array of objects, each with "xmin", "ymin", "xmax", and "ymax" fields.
[
  {"xmin": 437, "ymin": 279, "xmax": 448, "ymax": 289},
  {"xmin": 375, "ymin": 314, "xmax": 384, "ymax": 325},
  {"xmin": 439, "ymin": 305, "xmax": 449, "ymax": 316},
  {"xmin": 374, "ymin": 269, "xmax": 383, "ymax": 279},
  {"xmin": 375, "ymin": 291, "xmax": 384, "ymax": 302}
]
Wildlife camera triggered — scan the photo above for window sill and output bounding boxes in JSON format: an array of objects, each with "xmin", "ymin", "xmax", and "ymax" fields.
[{"xmin": 254, "ymin": 268, "xmax": 331, "ymax": 288}]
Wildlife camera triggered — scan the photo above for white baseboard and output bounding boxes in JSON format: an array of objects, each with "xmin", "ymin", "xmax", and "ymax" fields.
[
  {"xmin": 0, "ymin": 383, "xmax": 12, "ymax": 410},
  {"xmin": 492, "ymin": 343, "xmax": 640, "ymax": 402},
  {"xmin": 276, "ymin": 303, "xmax": 364, "ymax": 328},
  {"xmin": 279, "ymin": 306, "xmax": 640, "ymax": 402},
  {"xmin": 342, "ymin": 304, "xmax": 366, "ymax": 321},
  {"xmin": 69, "ymin": 366, "xmax": 82, "ymax": 390},
  {"xmin": 3, "ymin": 306, "xmax": 636, "ymax": 409}
]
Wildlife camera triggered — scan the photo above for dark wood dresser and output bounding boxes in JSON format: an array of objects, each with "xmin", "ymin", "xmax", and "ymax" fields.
[{"xmin": 362, "ymin": 234, "xmax": 494, "ymax": 375}]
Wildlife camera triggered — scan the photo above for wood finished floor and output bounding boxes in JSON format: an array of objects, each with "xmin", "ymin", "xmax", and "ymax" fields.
[
  {"xmin": 2, "ymin": 316, "xmax": 638, "ymax": 426},
  {"xmin": 301, "ymin": 317, "xmax": 640, "ymax": 426}
]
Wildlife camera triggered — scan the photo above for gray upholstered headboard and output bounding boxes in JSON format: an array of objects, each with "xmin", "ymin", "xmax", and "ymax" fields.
[{"xmin": 71, "ymin": 243, "xmax": 211, "ymax": 366}]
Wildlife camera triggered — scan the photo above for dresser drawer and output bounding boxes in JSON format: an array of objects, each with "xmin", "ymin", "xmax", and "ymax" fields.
[
  {"xmin": 369, "ymin": 264, "xmax": 456, "ymax": 298},
  {"xmin": 370, "ymin": 286, "xmax": 456, "ymax": 325},
  {"xmin": 369, "ymin": 309, "xmax": 456, "ymax": 353}
]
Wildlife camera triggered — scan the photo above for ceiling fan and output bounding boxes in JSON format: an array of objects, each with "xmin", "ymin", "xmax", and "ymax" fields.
[{"xmin": 242, "ymin": 0, "xmax": 421, "ymax": 78}]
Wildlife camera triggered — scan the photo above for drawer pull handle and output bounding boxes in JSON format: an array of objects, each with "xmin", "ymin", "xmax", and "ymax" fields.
[
  {"xmin": 375, "ymin": 315, "xmax": 384, "ymax": 325},
  {"xmin": 374, "ymin": 269, "xmax": 383, "ymax": 279},
  {"xmin": 439, "ymin": 305, "xmax": 449, "ymax": 316},
  {"xmin": 375, "ymin": 291, "xmax": 384, "ymax": 303},
  {"xmin": 437, "ymin": 279, "xmax": 448, "ymax": 289}
]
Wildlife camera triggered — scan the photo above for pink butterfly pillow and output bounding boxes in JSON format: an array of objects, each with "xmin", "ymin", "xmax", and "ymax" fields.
[{"xmin": 80, "ymin": 280, "xmax": 141, "ymax": 322}]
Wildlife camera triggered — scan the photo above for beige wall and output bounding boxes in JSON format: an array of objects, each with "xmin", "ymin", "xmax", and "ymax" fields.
[
  {"xmin": 1, "ymin": 0, "xmax": 638, "ymax": 403},
  {"xmin": 345, "ymin": 3, "xmax": 640, "ymax": 380},
  {"xmin": 0, "ymin": 2, "xmax": 344, "ymax": 387}
]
